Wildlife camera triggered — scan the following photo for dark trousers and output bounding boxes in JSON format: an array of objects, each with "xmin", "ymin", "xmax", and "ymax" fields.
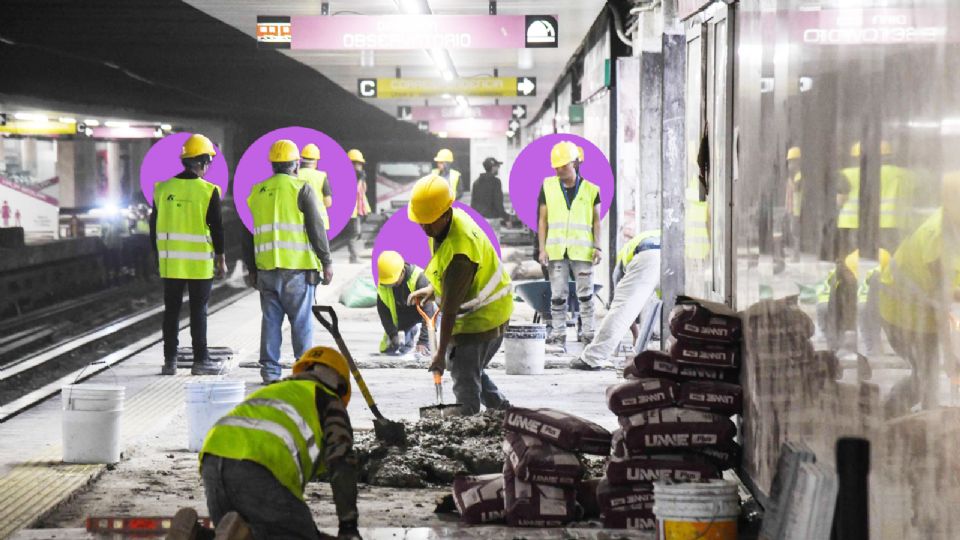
[
  {"xmin": 201, "ymin": 455, "xmax": 321, "ymax": 540},
  {"xmin": 162, "ymin": 278, "xmax": 212, "ymax": 362}
]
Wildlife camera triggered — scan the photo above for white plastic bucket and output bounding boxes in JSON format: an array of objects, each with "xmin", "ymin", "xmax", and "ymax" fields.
[
  {"xmin": 653, "ymin": 480, "xmax": 740, "ymax": 540},
  {"xmin": 62, "ymin": 384, "xmax": 125, "ymax": 464},
  {"xmin": 504, "ymin": 324, "xmax": 547, "ymax": 375},
  {"xmin": 185, "ymin": 380, "xmax": 246, "ymax": 452}
]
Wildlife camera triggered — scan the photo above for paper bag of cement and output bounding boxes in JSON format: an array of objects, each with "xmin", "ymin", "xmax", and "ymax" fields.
[
  {"xmin": 668, "ymin": 336, "xmax": 740, "ymax": 369},
  {"xmin": 602, "ymin": 506, "xmax": 657, "ymax": 530},
  {"xmin": 669, "ymin": 295, "xmax": 743, "ymax": 344},
  {"xmin": 502, "ymin": 431, "xmax": 583, "ymax": 487},
  {"xmin": 618, "ymin": 407, "xmax": 737, "ymax": 453},
  {"xmin": 742, "ymin": 297, "xmax": 815, "ymax": 339},
  {"xmin": 504, "ymin": 407, "xmax": 612, "ymax": 456},
  {"xmin": 452, "ymin": 473, "xmax": 505, "ymax": 525},
  {"xmin": 605, "ymin": 453, "xmax": 720, "ymax": 485},
  {"xmin": 606, "ymin": 377, "xmax": 678, "ymax": 416},
  {"xmin": 503, "ymin": 460, "xmax": 578, "ymax": 527},
  {"xmin": 577, "ymin": 478, "xmax": 602, "ymax": 519},
  {"xmin": 597, "ymin": 477, "xmax": 655, "ymax": 512},
  {"xmin": 691, "ymin": 441, "xmax": 743, "ymax": 470},
  {"xmin": 629, "ymin": 350, "xmax": 739, "ymax": 383},
  {"xmin": 677, "ymin": 380, "xmax": 743, "ymax": 415}
]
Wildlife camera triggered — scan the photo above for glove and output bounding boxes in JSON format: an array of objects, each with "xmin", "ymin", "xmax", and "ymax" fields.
[
  {"xmin": 338, "ymin": 521, "xmax": 362, "ymax": 540},
  {"xmin": 390, "ymin": 333, "xmax": 403, "ymax": 349}
]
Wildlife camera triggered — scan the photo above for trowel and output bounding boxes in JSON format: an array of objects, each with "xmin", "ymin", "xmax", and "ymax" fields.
[{"xmin": 415, "ymin": 303, "xmax": 464, "ymax": 418}]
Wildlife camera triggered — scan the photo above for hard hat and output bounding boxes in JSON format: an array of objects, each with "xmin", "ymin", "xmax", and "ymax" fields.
[
  {"xmin": 878, "ymin": 248, "xmax": 891, "ymax": 269},
  {"xmin": 301, "ymin": 143, "xmax": 320, "ymax": 160},
  {"xmin": 434, "ymin": 148, "xmax": 454, "ymax": 163},
  {"xmin": 269, "ymin": 139, "xmax": 300, "ymax": 163},
  {"xmin": 181, "ymin": 134, "xmax": 217, "ymax": 159},
  {"xmin": 377, "ymin": 250, "xmax": 405, "ymax": 286},
  {"xmin": 844, "ymin": 249, "xmax": 860, "ymax": 275},
  {"xmin": 292, "ymin": 346, "xmax": 352, "ymax": 406},
  {"xmin": 577, "ymin": 146, "xmax": 585, "ymax": 163},
  {"xmin": 787, "ymin": 146, "xmax": 801, "ymax": 160},
  {"xmin": 850, "ymin": 142, "xmax": 861, "ymax": 158},
  {"xmin": 408, "ymin": 174, "xmax": 454, "ymax": 224},
  {"xmin": 880, "ymin": 141, "xmax": 893, "ymax": 156},
  {"xmin": 347, "ymin": 149, "xmax": 365, "ymax": 163},
  {"xmin": 550, "ymin": 141, "xmax": 579, "ymax": 168}
]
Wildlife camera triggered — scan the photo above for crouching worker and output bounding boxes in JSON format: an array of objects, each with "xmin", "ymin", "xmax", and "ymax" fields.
[
  {"xmin": 168, "ymin": 346, "xmax": 361, "ymax": 540},
  {"xmin": 376, "ymin": 250, "xmax": 436, "ymax": 356}
]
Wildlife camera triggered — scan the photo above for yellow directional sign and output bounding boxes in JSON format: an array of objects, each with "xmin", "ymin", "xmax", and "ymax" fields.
[{"xmin": 357, "ymin": 76, "xmax": 537, "ymax": 98}]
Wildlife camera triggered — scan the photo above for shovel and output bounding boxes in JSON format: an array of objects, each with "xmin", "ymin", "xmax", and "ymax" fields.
[
  {"xmin": 312, "ymin": 305, "xmax": 407, "ymax": 446},
  {"xmin": 414, "ymin": 304, "xmax": 464, "ymax": 418}
]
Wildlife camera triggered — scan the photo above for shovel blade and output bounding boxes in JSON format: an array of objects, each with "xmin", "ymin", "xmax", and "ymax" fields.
[
  {"xmin": 373, "ymin": 419, "xmax": 407, "ymax": 446},
  {"xmin": 419, "ymin": 404, "xmax": 465, "ymax": 419}
]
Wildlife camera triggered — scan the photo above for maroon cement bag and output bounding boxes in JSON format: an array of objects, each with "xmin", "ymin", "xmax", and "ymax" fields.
[
  {"xmin": 618, "ymin": 407, "xmax": 737, "ymax": 453},
  {"xmin": 677, "ymin": 381, "xmax": 743, "ymax": 415},
  {"xmin": 452, "ymin": 473, "xmax": 505, "ymax": 524},
  {"xmin": 606, "ymin": 378, "xmax": 678, "ymax": 416},
  {"xmin": 503, "ymin": 431, "xmax": 583, "ymax": 487},
  {"xmin": 668, "ymin": 336, "xmax": 740, "ymax": 369},
  {"xmin": 597, "ymin": 477, "xmax": 654, "ymax": 512},
  {"xmin": 669, "ymin": 296, "xmax": 742, "ymax": 344},
  {"xmin": 631, "ymin": 350, "xmax": 739, "ymax": 383},
  {"xmin": 602, "ymin": 507, "xmax": 657, "ymax": 530},
  {"xmin": 605, "ymin": 453, "xmax": 720, "ymax": 485},
  {"xmin": 504, "ymin": 407, "xmax": 612, "ymax": 456},
  {"xmin": 503, "ymin": 460, "xmax": 578, "ymax": 527},
  {"xmin": 692, "ymin": 441, "xmax": 743, "ymax": 470},
  {"xmin": 577, "ymin": 478, "xmax": 602, "ymax": 519}
]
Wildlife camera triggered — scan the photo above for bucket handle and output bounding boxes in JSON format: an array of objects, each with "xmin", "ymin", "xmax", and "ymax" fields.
[{"xmin": 65, "ymin": 360, "xmax": 121, "ymax": 410}]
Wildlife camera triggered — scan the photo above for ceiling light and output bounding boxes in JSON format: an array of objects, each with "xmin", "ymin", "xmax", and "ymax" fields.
[
  {"xmin": 437, "ymin": 131, "xmax": 448, "ymax": 138},
  {"xmin": 104, "ymin": 121, "xmax": 129, "ymax": 128},
  {"xmin": 441, "ymin": 93, "xmax": 452, "ymax": 99},
  {"xmin": 15, "ymin": 112, "xmax": 48, "ymax": 122},
  {"xmin": 160, "ymin": 123, "xmax": 172, "ymax": 131},
  {"xmin": 58, "ymin": 117, "xmax": 76, "ymax": 124},
  {"xmin": 84, "ymin": 119, "xmax": 101, "ymax": 127}
]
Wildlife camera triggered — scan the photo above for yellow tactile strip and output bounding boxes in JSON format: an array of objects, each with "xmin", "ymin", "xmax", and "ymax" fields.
[{"xmin": 0, "ymin": 373, "xmax": 210, "ymax": 538}]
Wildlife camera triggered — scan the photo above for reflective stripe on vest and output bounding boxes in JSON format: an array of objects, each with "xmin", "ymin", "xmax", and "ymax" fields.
[
  {"xmin": 298, "ymin": 168, "xmax": 331, "ymax": 230},
  {"xmin": 248, "ymin": 174, "xmax": 321, "ymax": 271},
  {"xmin": 543, "ymin": 176, "xmax": 599, "ymax": 262},
  {"xmin": 154, "ymin": 177, "xmax": 218, "ymax": 279},
  {"xmin": 838, "ymin": 167, "xmax": 860, "ymax": 229}
]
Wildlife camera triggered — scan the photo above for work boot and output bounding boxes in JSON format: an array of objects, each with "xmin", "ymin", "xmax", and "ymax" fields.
[
  {"xmin": 191, "ymin": 359, "xmax": 223, "ymax": 376},
  {"xmin": 167, "ymin": 507, "xmax": 200, "ymax": 540},
  {"xmin": 214, "ymin": 512, "xmax": 253, "ymax": 540},
  {"xmin": 161, "ymin": 357, "xmax": 178, "ymax": 376},
  {"xmin": 570, "ymin": 356, "xmax": 603, "ymax": 371}
]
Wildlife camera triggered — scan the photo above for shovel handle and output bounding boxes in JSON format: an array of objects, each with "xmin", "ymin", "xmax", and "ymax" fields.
[
  {"xmin": 415, "ymin": 303, "xmax": 439, "ymax": 329},
  {"xmin": 313, "ymin": 305, "xmax": 339, "ymax": 334}
]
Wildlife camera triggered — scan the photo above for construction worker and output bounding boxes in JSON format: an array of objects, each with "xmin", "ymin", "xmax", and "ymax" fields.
[
  {"xmin": 836, "ymin": 142, "xmax": 861, "ymax": 259},
  {"xmin": 572, "ymin": 231, "xmax": 661, "ymax": 370},
  {"xmin": 407, "ymin": 175, "xmax": 513, "ymax": 415},
  {"xmin": 877, "ymin": 141, "xmax": 916, "ymax": 251},
  {"xmin": 168, "ymin": 346, "xmax": 360, "ymax": 540},
  {"xmin": 537, "ymin": 141, "xmax": 602, "ymax": 346},
  {"xmin": 151, "ymin": 134, "xmax": 226, "ymax": 376},
  {"xmin": 347, "ymin": 149, "xmax": 370, "ymax": 264},
  {"xmin": 298, "ymin": 143, "xmax": 333, "ymax": 231},
  {"xmin": 243, "ymin": 140, "xmax": 333, "ymax": 384},
  {"xmin": 470, "ymin": 157, "xmax": 508, "ymax": 222},
  {"xmin": 784, "ymin": 146, "xmax": 803, "ymax": 258},
  {"xmin": 431, "ymin": 148, "xmax": 463, "ymax": 200},
  {"xmin": 376, "ymin": 250, "xmax": 436, "ymax": 355}
]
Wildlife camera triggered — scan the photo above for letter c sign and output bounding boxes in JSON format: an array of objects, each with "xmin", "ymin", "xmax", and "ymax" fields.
[{"xmin": 358, "ymin": 78, "xmax": 378, "ymax": 98}]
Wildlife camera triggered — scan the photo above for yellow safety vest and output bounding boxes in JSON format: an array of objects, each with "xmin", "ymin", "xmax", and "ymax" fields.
[
  {"xmin": 791, "ymin": 172, "xmax": 803, "ymax": 217},
  {"xmin": 297, "ymin": 167, "xmax": 330, "ymax": 230},
  {"xmin": 432, "ymin": 168, "xmax": 462, "ymax": 196},
  {"xmin": 616, "ymin": 230, "xmax": 661, "ymax": 273},
  {"xmin": 377, "ymin": 265, "xmax": 423, "ymax": 352},
  {"xmin": 200, "ymin": 380, "xmax": 333, "ymax": 499},
  {"xmin": 154, "ymin": 177, "xmax": 218, "ymax": 280},
  {"xmin": 685, "ymin": 186, "xmax": 709, "ymax": 260},
  {"xmin": 248, "ymin": 174, "xmax": 321, "ymax": 272},
  {"xmin": 879, "ymin": 165, "xmax": 913, "ymax": 229},
  {"xmin": 838, "ymin": 167, "xmax": 860, "ymax": 229},
  {"xmin": 543, "ymin": 176, "xmax": 600, "ymax": 262},
  {"xmin": 425, "ymin": 208, "xmax": 513, "ymax": 335}
]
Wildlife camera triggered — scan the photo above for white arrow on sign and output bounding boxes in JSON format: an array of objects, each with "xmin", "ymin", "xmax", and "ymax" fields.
[
  {"xmin": 517, "ymin": 77, "xmax": 536, "ymax": 96},
  {"xmin": 509, "ymin": 119, "xmax": 520, "ymax": 130},
  {"xmin": 512, "ymin": 105, "xmax": 526, "ymax": 118}
]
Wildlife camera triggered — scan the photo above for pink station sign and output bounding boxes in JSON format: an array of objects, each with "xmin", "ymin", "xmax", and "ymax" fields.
[{"xmin": 410, "ymin": 105, "xmax": 514, "ymax": 122}]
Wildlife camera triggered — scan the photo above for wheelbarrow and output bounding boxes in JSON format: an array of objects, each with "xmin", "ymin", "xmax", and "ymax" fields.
[{"xmin": 513, "ymin": 280, "xmax": 604, "ymax": 327}]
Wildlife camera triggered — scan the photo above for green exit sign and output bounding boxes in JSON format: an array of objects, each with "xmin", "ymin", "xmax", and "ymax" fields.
[{"xmin": 569, "ymin": 104, "xmax": 584, "ymax": 125}]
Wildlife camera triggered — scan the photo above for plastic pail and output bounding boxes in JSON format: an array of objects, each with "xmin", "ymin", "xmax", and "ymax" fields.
[
  {"xmin": 62, "ymin": 384, "xmax": 125, "ymax": 464},
  {"xmin": 504, "ymin": 324, "xmax": 547, "ymax": 375},
  {"xmin": 653, "ymin": 480, "xmax": 740, "ymax": 540},
  {"xmin": 185, "ymin": 380, "xmax": 246, "ymax": 452}
]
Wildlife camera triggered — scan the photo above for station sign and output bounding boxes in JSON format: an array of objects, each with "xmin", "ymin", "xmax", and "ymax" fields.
[
  {"xmin": 410, "ymin": 105, "xmax": 514, "ymax": 121},
  {"xmin": 423, "ymin": 118, "xmax": 511, "ymax": 139},
  {"xmin": 789, "ymin": 8, "xmax": 948, "ymax": 45},
  {"xmin": 358, "ymin": 77, "xmax": 536, "ymax": 98}
]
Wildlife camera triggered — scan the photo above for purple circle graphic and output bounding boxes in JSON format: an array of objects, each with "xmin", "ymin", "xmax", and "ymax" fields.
[
  {"xmin": 233, "ymin": 127, "xmax": 358, "ymax": 239},
  {"xmin": 507, "ymin": 134, "xmax": 614, "ymax": 231},
  {"xmin": 370, "ymin": 203, "xmax": 501, "ymax": 285},
  {"xmin": 139, "ymin": 132, "xmax": 229, "ymax": 204}
]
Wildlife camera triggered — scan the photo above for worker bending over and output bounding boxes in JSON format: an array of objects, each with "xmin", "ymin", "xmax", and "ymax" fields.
[
  {"xmin": 431, "ymin": 148, "xmax": 463, "ymax": 200},
  {"xmin": 298, "ymin": 143, "xmax": 333, "ymax": 231},
  {"xmin": 407, "ymin": 175, "xmax": 513, "ymax": 415},
  {"xmin": 376, "ymin": 250, "xmax": 436, "ymax": 356}
]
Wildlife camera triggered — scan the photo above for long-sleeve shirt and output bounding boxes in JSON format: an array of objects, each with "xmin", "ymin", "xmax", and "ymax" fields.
[
  {"xmin": 241, "ymin": 182, "xmax": 332, "ymax": 273},
  {"xmin": 149, "ymin": 171, "xmax": 224, "ymax": 255},
  {"xmin": 376, "ymin": 264, "xmax": 435, "ymax": 345},
  {"xmin": 471, "ymin": 173, "xmax": 508, "ymax": 220}
]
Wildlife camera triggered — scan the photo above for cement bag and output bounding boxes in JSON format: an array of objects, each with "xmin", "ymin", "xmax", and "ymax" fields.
[
  {"xmin": 618, "ymin": 407, "xmax": 737, "ymax": 453},
  {"xmin": 606, "ymin": 378, "xmax": 678, "ymax": 416},
  {"xmin": 452, "ymin": 473, "xmax": 505, "ymax": 524},
  {"xmin": 503, "ymin": 431, "xmax": 583, "ymax": 487},
  {"xmin": 677, "ymin": 380, "xmax": 743, "ymax": 415},
  {"xmin": 504, "ymin": 407, "xmax": 612, "ymax": 456},
  {"xmin": 693, "ymin": 442, "xmax": 743, "ymax": 470},
  {"xmin": 503, "ymin": 460, "xmax": 578, "ymax": 527},
  {"xmin": 668, "ymin": 336, "xmax": 740, "ymax": 369},
  {"xmin": 630, "ymin": 350, "xmax": 739, "ymax": 383},
  {"xmin": 338, "ymin": 275, "xmax": 378, "ymax": 308},
  {"xmin": 602, "ymin": 506, "xmax": 657, "ymax": 530},
  {"xmin": 605, "ymin": 453, "xmax": 720, "ymax": 485},
  {"xmin": 669, "ymin": 295, "xmax": 742, "ymax": 344},
  {"xmin": 597, "ymin": 477, "xmax": 655, "ymax": 513},
  {"xmin": 577, "ymin": 478, "xmax": 602, "ymax": 519}
]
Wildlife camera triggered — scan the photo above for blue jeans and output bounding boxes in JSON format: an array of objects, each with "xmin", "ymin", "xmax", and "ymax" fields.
[{"xmin": 257, "ymin": 270, "xmax": 315, "ymax": 382}]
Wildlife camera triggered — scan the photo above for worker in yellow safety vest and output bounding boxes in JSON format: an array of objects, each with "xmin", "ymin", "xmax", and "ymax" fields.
[
  {"xmin": 151, "ymin": 133, "xmax": 227, "ymax": 376},
  {"xmin": 346, "ymin": 149, "xmax": 370, "ymax": 264},
  {"xmin": 431, "ymin": 148, "xmax": 464, "ymax": 200},
  {"xmin": 407, "ymin": 174, "xmax": 513, "ymax": 415},
  {"xmin": 836, "ymin": 143, "xmax": 861, "ymax": 256},
  {"xmin": 297, "ymin": 143, "xmax": 333, "ymax": 231},
  {"xmin": 877, "ymin": 141, "xmax": 916, "ymax": 250},
  {"xmin": 243, "ymin": 140, "xmax": 333, "ymax": 384},
  {"xmin": 167, "ymin": 346, "xmax": 360, "ymax": 540},
  {"xmin": 376, "ymin": 250, "xmax": 436, "ymax": 355},
  {"xmin": 537, "ymin": 141, "xmax": 602, "ymax": 347},
  {"xmin": 784, "ymin": 146, "xmax": 803, "ymax": 257}
]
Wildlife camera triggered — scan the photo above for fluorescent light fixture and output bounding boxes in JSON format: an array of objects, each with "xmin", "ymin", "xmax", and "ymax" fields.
[
  {"xmin": 441, "ymin": 93, "xmax": 452, "ymax": 99},
  {"xmin": 15, "ymin": 112, "xmax": 48, "ymax": 122},
  {"xmin": 160, "ymin": 123, "xmax": 172, "ymax": 131},
  {"xmin": 437, "ymin": 131, "xmax": 448, "ymax": 138},
  {"xmin": 58, "ymin": 117, "xmax": 77, "ymax": 124},
  {"xmin": 104, "ymin": 120, "xmax": 129, "ymax": 128},
  {"xmin": 84, "ymin": 119, "xmax": 101, "ymax": 126}
]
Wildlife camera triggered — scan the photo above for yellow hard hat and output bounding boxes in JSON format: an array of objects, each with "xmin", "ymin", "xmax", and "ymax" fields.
[
  {"xmin": 377, "ymin": 250, "xmax": 405, "ymax": 286},
  {"xmin": 292, "ymin": 346, "xmax": 352, "ymax": 406},
  {"xmin": 434, "ymin": 148, "xmax": 454, "ymax": 163},
  {"xmin": 269, "ymin": 139, "xmax": 300, "ymax": 163},
  {"xmin": 181, "ymin": 134, "xmax": 216, "ymax": 159},
  {"xmin": 347, "ymin": 149, "xmax": 365, "ymax": 163},
  {"xmin": 878, "ymin": 248, "xmax": 891, "ymax": 269},
  {"xmin": 301, "ymin": 143, "xmax": 320, "ymax": 160},
  {"xmin": 408, "ymin": 174, "xmax": 454, "ymax": 224},
  {"xmin": 850, "ymin": 142, "xmax": 861, "ymax": 158},
  {"xmin": 577, "ymin": 146, "xmax": 585, "ymax": 163},
  {"xmin": 880, "ymin": 141, "xmax": 893, "ymax": 156},
  {"xmin": 787, "ymin": 146, "xmax": 801, "ymax": 160},
  {"xmin": 844, "ymin": 249, "xmax": 860, "ymax": 275},
  {"xmin": 550, "ymin": 141, "xmax": 579, "ymax": 168}
]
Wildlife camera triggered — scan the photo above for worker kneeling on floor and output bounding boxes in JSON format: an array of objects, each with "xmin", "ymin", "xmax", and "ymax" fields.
[
  {"xmin": 376, "ymin": 250, "xmax": 436, "ymax": 356},
  {"xmin": 169, "ymin": 346, "xmax": 360, "ymax": 540},
  {"xmin": 407, "ymin": 175, "xmax": 513, "ymax": 415}
]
